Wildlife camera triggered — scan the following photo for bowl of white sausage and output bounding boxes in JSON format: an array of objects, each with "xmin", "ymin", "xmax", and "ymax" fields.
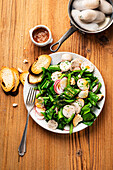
[{"xmin": 50, "ymin": 0, "xmax": 113, "ymax": 52}]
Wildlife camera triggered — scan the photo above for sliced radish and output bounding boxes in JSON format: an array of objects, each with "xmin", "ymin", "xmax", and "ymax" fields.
[
  {"xmin": 31, "ymin": 107, "xmax": 44, "ymax": 120},
  {"xmin": 54, "ymin": 79, "xmax": 63, "ymax": 94},
  {"xmin": 81, "ymin": 61, "xmax": 94, "ymax": 72},
  {"xmin": 54, "ymin": 77, "xmax": 67, "ymax": 95},
  {"xmin": 59, "ymin": 77, "xmax": 67, "ymax": 89},
  {"xmin": 55, "ymin": 107, "xmax": 58, "ymax": 114},
  {"xmin": 78, "ymin": 90, "xmax": 89, "ymax": 99},
  {"xmin": 92, "ymin": 84, "xmax": 98, "ymax": 93},
  {"xmin": 77, "ymin": 78, "xmax": 89, "ymax": 91}
]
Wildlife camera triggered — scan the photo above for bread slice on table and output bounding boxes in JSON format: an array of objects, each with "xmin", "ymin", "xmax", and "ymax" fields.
[
  {"xmin": 20, "ymin": 71, "xmax": 28, "ymax": 85},
  {"xmin": 28, "ymin": 73, "xmax": 43, "ymax": 84},
  {"xmin": 11, "ymin": 68, "xmax": 19, "ymax": 92},
  {"xmin": 29, "ymin": 55, "xmax": 51, "ymax": 75},
  {"xmin": 0, "ymin": 67, "xmax": 15, "ymax": 92}
]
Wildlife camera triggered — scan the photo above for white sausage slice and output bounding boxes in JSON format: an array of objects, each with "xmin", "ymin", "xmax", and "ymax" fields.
[
  {"xmin": 78, "ymin": 90, "xmax": 89, "ymax": 99},
  {"xmin": 76, "ymin": 99, "xmax": 85, "ymax": 108},
  {"xmin": 77, "ymin": 78, "xmax": 89, "ymax": 91},
  {"xmin": 81, "ymin": 61, "xmax": 94, "ymax": 72},
  {"xmin": 48, "ymin": 120, "xmax": 58, "ymax": 130},
  {"xmin": 71, "ymin": 102, "xmax": 81, "ymax": 114},
  {"xmin": 63, "ymin": 105, "xmax": 76, "ymax": 118},
  {"xmin": 60, "ymin": 61, "xmax": 71, "ymax": 72},
  {"xmin": 73, "ymin": 114, "xmax": 83, "ymax": 127},
  {"xmin": 61, "ymin": 54, "xmax": 72, "ymax": 62},
  {"xmin": 70, "ymin": 58, "xmax": 83, "ymax": 71},
  {"xmin": 51, "ymin": 71, "xmax": 62, "ymax": 81},
  {"xmin": 97, "ymin": 94, "xmax": 104, "ymax": 101}
]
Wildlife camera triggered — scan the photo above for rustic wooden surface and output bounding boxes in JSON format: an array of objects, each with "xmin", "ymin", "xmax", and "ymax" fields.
[{"xmin": 0, "ymin": 0, "xmax": 113, "ymax": 169}]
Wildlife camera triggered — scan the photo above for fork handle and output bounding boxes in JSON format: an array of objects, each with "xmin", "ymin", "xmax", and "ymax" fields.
[{"xmin": 18, "ymin": 111, "xmax": 30, "ymax": 156}]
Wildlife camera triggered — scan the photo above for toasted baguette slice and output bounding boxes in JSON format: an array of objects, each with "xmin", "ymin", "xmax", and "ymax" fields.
[
  {"xmin": 11, "ymin": 68, "xmax": 19, "ymax": 92},
  {"xmin": 28, "ymin": 73, "xmax": 43, "ymax": 84},
  {"xmin": 20, "ymin": 71, "xmax": 28, "ymax": 85},
  {"xmin": 0, "ymin": 67, "xmax": 15, "ymax": 92},
  {"xmin": 29, "ymin": 55, "xmax": 51, "ymax": 75}
]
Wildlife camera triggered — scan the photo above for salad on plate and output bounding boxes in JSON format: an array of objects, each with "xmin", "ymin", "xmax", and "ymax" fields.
[{"xmin": 30, "ymin": 53, "xmax": 104, "ymax": 134}]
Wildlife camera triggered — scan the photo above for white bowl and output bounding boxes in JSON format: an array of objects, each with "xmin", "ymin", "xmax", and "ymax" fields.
[{"xmin": 29, "ymin": 25, "xmax": 53, "ymax": 47}]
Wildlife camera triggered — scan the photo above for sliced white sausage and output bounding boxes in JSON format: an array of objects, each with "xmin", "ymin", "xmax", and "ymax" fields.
[
  {"xmin": 60, "ymin": 61, "xmax": 71, "ymax": 72},
  {"xmin": 98, "ymin": 16, "xmax": 111, "ymax": 30},
  {"xmin": 76, "ymin": 99, "xmax": 85, "ymax": 108},
  {"xmin": 73, "ymin": 114, "xmax": 83, "ymax": 127},
  {"xmin": 70, "ymin": 58, "xmax": 83, "ymax": 71},
  {"xmin": 48, "ymin": 120, "xmax": 58, "ymax": 130},
  {"xmin": 71, "ymin": 10, "xmax": 99, "ymax": 32},
  {"xmin": 78, "ymin": 90, "xmax": 89, "ymax": 99},
  {"xmin": 63, "ymin": 105, "xmax": 76, "ymax": 118},
  {"xmin": 79, "ymin": 10, "xmax": 105, "ymax": 24},
  {"xmin": 99, "ymin": 0, "xmax": 113, "ymax": 14},
  {"xmin": 77, "ymin": 78, "xmax": 89, "ymax": 91},
  {"xmin": 81, "ymin": 61, "xmax": 94, "ymax": 72},
  {"xmin": 51, "ymin": 71, "xmax": 62, "ymax": 81},
  {"xmin": 97, "ymin": 94, "xmax": 104, "ymax": 101},
  {"xmin": 71, "ymin": 102, "xmax": 81, "ymax": 114},
  {"xmin": 70, "ymin": 77, "xmax": 76, "ymax": 85},
  {"xmin": 61, "ymin": 54, "xmax": 72, "ymax": 62},
  {"xmin": 72, "ymin": 0, "xmax": 100, "ymax": 10}
]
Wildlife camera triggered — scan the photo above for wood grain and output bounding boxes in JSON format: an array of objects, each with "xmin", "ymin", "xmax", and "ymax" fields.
[{"xmin": 0, "ymin": 0, "xmax": 113, "ymax": 170}]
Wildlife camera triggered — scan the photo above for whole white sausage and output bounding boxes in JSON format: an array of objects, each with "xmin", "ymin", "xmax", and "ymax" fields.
[
  {"xmin": 71, "ymin": 10, "xmax": 99, "ymax": 32},
  {"xmin": 98, "ymin": 16, "xmax": 110, "ymax": 30},
  {"xmin": 79, "ymin": 10, "xmax": 105, "ymax": 23},
  {"xmin": 72, "ymin": 0, "xmax": 100, "ymax": 10},
  {"xmin": 99, "ymin": 0, "xmax": 113, "ymax": 14}
]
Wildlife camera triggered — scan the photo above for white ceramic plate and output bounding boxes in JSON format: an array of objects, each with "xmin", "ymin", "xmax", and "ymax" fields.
[{"xmin": 23, "ymin": 52, "xmax": 105, "ymax": 134}]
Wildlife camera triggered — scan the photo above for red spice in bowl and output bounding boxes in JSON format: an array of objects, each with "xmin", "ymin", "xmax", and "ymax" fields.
[{"xmin": 33, "ymin": 28, "xmax": 49, "ymax": 43}]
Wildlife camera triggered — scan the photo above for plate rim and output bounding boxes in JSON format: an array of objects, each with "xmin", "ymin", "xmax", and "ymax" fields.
[{"xmin": 23, "ymin": 52, "xmax": 106, "ymax": 134}]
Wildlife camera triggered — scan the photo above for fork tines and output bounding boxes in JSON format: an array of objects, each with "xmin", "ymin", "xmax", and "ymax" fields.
[{"xmin": 26, "ymin": 87, "xmax": 36, "ymax": 105}]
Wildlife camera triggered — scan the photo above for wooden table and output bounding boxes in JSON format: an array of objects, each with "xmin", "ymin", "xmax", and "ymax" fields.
[{"xmin": 0, "ymin": 0, "xmax": 113, "ymax": 169}]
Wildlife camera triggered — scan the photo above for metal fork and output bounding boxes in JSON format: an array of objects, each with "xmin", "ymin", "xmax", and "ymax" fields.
[{"xmin": 18, "ymin": 87, "xmax": 36, "ymax": 156}]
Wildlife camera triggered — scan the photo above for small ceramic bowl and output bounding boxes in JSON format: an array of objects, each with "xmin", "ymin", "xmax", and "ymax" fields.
[{"xmin": 29, "ymin": 25, "xmax": 53, "ymax": 47}]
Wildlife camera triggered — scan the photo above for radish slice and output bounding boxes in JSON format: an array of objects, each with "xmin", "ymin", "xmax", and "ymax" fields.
[
  {"xmin": 55, "ymin": 107, "xmax": 58, "ymax": 114},
  {"xmin": 92, "ymin": 84, "xmax": 98, "ymax": 92},
  {"xmin": 59, "ymin": 77, "xmax": 67, "ymax": 89},
  {"xmin": 31, "ymin": 107, "xmax": 44, "ymax": 120},
  {"xmin": 64, "ymin": 125, "xmax": 70, "ymax": 131},
  {"xmin": 54, "ymin": 77, "xmax": 67, "ymax": 95},
  {"xmin": 54, "ymin": 79, "xmax": 62, "ymax": 94}
]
